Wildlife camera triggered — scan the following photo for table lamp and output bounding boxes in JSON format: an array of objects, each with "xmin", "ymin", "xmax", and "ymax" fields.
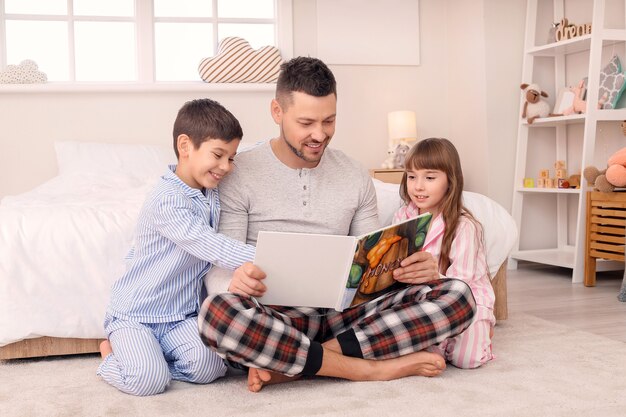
[{"xmin": 387, "ymin": 110, "xmax": 417, "ymax": 147}]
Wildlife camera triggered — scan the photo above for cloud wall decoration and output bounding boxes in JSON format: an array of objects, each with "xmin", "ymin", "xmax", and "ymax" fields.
[
  {"xmin": 0, "ymin": 59, "xmax": 47, "ymax": 84},
  {"xmin": 199, "ymin": 37, "xmax": 282, "ymax": 83}
]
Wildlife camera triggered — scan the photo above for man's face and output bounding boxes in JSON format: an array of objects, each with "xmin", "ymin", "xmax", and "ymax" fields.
[{"xmin": 272, "ymin": 91, "xmax": 337, "ymax": 168}]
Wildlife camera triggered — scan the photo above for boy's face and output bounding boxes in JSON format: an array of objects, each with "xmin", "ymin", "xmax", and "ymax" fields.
[
  {"xmin": 271, "ymin": 91, "xmax": 337, "ymax": 168},
  {"xmin": 177, "ymin": 137, "xmax": 240, "ymax": 190}
]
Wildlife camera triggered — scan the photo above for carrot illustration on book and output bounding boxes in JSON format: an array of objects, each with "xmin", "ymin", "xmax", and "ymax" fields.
[
  {"xmin": 352, "ymin": 213, "xmax": 431, "ymax": 306},
  {"xmin": 366, "ymin": 235, "xmax": 403, "ymax": 268}
]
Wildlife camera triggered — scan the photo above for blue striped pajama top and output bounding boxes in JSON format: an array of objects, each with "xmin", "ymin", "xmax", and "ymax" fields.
[{"xmin": 106, "ymin": 165, "xmax": 255, "ymax": 323}]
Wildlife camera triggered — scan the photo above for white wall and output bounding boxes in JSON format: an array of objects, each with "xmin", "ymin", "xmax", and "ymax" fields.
[{"xmin": 0, "ymin": 0, "xmax": 526, "ymax": 211}]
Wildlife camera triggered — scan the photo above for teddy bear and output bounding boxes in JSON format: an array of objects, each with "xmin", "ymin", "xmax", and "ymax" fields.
[
  {"xmin": 381, "ymin": 143, "xmax": 410, "ymax": 169},
  {"xmin": 583, "ymin": 146, "xmax": 626, "ymax": 192},
  {"xmin": 520, "ymin": 83, "xmax": 551, "ymax": 124}
]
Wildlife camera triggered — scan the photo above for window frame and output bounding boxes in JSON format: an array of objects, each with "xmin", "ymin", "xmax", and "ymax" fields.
[{"xmin": 0, "ymin": 0, "xmax": 293, "ymax": 91}]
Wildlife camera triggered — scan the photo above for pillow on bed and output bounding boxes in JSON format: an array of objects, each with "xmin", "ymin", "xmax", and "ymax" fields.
[{"xmin": 55, "ymin": 141, "xmax": 177, "ymax": 182}]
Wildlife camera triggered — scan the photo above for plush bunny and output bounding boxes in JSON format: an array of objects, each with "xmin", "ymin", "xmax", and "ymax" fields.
[{"xmin": 381, "ymin": 143, "xmax": 411, "ymax": 169}]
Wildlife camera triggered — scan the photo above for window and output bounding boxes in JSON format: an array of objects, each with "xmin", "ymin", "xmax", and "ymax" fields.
[{"xmin": 0, "ymin": 0, "xmax": 292, "ymax": 83}]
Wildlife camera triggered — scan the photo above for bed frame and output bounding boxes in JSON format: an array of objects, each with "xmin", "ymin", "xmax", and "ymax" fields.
[
  {"xmin": 0, "ymin": 263, "xmax": 508, "ymax": 360},
  {"xmin": 0, "ymin": 336, "xmax": 103, "ymax": 360}
]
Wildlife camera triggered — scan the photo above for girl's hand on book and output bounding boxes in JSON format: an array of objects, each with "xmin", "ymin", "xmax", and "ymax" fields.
[
  {"xmin": 392, "ymin": 251, "xmax": 439, "ymax": 284},
  {"xmin": 229, "ymin": 262, "xmax": 267, "ymax": 297}
]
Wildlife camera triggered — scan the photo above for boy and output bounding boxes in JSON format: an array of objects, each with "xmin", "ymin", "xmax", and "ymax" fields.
[{"xmin": 97, "ymin": 99, "xmax": 255, "ymax": 396}]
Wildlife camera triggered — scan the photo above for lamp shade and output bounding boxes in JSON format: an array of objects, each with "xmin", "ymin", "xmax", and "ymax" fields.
[{"xmin": 387, "ymin": 110, "xmax": 417, "ymax": 142}]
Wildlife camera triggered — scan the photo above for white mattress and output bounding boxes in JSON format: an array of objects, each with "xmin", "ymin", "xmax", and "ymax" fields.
[{"xmin": 0, "ymin": 173, "xmax": 151, "ymax": 346}]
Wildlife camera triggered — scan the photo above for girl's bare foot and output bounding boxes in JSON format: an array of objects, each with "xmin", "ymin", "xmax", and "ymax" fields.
[
  {"xmin": 99, "ymin": 340, "xmax": 112, "ymax": 359},
  {"xmin": 247, "ymin": 368, "xmax": 299, "ymax": 393}
]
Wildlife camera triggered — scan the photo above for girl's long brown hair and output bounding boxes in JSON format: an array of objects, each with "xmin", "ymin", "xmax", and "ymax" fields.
[{"xmin": 399, "ymin": 138, "xmax": 483, "ymax": 273}]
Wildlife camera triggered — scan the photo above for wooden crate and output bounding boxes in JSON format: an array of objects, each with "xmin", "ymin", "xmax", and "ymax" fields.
[{"xmin": 585, "ymin": 191, "xmax": 626, "ymax": 286}]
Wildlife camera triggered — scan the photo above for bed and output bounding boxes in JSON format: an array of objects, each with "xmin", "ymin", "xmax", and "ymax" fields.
[{"xmin": 0, "ymin": 141, "xmax": 517, "ymax": 360}]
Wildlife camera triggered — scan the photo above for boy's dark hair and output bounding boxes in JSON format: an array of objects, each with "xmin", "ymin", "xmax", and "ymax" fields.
[
  {"xmin": 172, "ymin": 98, "xmax": 243, "ymax": 158},
  {"xmin": 276, "ymin": 57, "xmax": 337, "ymax": 107}
]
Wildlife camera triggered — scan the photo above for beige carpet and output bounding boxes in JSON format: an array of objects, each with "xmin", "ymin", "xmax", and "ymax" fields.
[{"xmin": 1, "ymin": 313, "xmax": 625, "ymax": 417}]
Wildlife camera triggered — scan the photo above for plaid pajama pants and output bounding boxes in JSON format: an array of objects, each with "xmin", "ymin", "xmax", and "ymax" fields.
[{"xmin": 198, "ymin": 278, "xmax": 475, "ymax": 377}]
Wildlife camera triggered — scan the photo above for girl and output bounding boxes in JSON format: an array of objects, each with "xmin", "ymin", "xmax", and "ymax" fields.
[{"xmin": 393, "ymin": 137, "xmax": 495, "ymax": 369}]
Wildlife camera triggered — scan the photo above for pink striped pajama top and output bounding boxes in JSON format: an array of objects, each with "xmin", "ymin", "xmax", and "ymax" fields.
[{"xmin": 393, "ymin": 202, "xmax": 495, "ymax": 368}]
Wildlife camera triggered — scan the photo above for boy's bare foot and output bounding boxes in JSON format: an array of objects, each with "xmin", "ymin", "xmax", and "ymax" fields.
[
  {"xmin": 99, "ymin": 340, "xmax": 112, "ymax": 359},
  {"xmin": 247, "ymin": 368, "xmax": 300, "ymax": 393}
]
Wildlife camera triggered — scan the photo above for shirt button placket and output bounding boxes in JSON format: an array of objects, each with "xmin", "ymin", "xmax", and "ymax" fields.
[{"xmin": 302, "ymin": 170, "xmax": 310, "ymax": 211}]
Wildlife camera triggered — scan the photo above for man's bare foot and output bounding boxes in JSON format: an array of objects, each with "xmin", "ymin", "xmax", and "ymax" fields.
[
  {"xmin": 382, "ymin": 351, "xmax": 446, "ymax": 379},
  {"xmin": 99, "ymin": 340, "xmax": 112, "ymax": 359},
  {"xmin": 317, "ymin": 348, "xmax": 445, "ymax": 382},
  {"xmin": 247, "ymin": 368, "xmax": 299, "ymax": 393}
]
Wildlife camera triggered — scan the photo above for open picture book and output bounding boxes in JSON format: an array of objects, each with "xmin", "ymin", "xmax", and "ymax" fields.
[{"xmin": 254, "ymin": 212, "xmax": 432, "ymax": 311}]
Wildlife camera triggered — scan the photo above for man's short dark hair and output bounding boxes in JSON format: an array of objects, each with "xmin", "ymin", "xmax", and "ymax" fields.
[
  {"xmin": 172, "ymin": 98, "xmax": 243, "ymax": 158},
  {"xmin": 276, "ymin": 57, "xmax": 337, "ymax": 107}
]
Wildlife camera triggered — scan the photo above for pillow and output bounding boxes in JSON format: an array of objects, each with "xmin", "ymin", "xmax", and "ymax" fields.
[
  {"xmin": 462, "ymin": 191, "xmax": 518, "ymax": 276},
  {"xmin": 372, "ymin": 179, "xmax": 403, "ymax": 227},
  {"xmin": 372, "ymin": 179, "xmax": 517, "ymax": 277},
  {"xmin": 198, "ymin": 37, "xmax": 282, "ymax": 83},
  {"xmin": 597, "ymin": 55, "xmax": 626, "ymax": 109},
  {"xmin": 54, "ymin": 141, "xmax": 176, "ymax": 182}
]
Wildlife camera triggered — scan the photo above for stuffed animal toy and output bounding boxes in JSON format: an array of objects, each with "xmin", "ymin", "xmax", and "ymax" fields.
[
  {"xmin": 381, "ymin": 143, "xmax": 410, "ymax": 169},
  {"xmin": 559, "ymin": 79, "xmax": 609, "ymax": 115},
  {"xmin": 583, "ymin": 146, "xmax": 626, "ymax": 192},
  {"xmin": 567, "ymin": 174, "xmax": 581, "ymax": 189},
  {"xmin": 520, "ymin": 83, "xmax": 551, "ymax": 124},
  {"xmin": 561, "ymin": 80, "xmax": 587, "ymax": 115}
]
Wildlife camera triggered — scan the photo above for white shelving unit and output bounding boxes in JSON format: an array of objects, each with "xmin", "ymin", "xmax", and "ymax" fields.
[{"xmin": 511, "ymin": 0, "xmax": 626, "ymax": 283}]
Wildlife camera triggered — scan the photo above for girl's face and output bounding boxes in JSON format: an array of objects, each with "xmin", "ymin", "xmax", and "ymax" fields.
[{"xmin": 406, "ymin": 168, "xmax": 449, "ymax": 218}]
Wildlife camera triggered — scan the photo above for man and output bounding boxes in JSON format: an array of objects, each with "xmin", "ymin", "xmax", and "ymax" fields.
[{"xmin": 199, "ymin": 57, "xmax": 476, "ymax": 392}]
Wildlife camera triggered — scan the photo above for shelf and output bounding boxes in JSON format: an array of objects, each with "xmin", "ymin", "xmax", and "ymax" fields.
[
  {"xmin": 527, "ymin": 34, "xmax": 593, "ymax": 56},
  {"xmin": 523, "ymin": 114, "xmax": 585, "ymax": 127},
  {"xmin": 513, "ymin": 0, "xmax": 626, "ymax": 283},
  {"xmin": 515, "ymin": 187, "xmax": 581, "ymax": 194},
  {"xmin": 595, "ymin": 109, "xmax": 626, "ymax": 121},
  {"xmin": 523, "ymin": 109, "xmax": 626, "ymax": 128},
  {"xmin": 510, "ymin": 247, "xmax": 575, "ymax": 268},
  {"xmin": 527, "ymin": 30, "xmax": 626, "ymax": 57},
  {"xmin": 511, "ymin": 248, "xmax": 622, "ymax": 271}
]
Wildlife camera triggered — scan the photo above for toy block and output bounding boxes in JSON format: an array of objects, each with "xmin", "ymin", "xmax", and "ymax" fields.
[
  {"xmin": 554, "ymin": 160, "xmax": 566, "ymax": 170},
  {"xmin": 558, "ymin": 178, "xmax": 570, "ymax": 188},
  {"xmin": 555, "ymin": 169, "xmax": 567, "ymax": 179},
  {"xmin": 539, "ymin": 169, "xmax": 550, "ymax": 179},
  {"xmin": 536, "ymin": 178, "xmax": 545, "ymax": 188},
  {"xmin": 523, "ymin": 178, "xmax": 535, "ymax": 188}
]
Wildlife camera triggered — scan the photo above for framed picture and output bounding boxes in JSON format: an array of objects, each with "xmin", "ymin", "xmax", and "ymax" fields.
[
  {"xmin": 316, "ymin": 0, "xmax": 420, "ymax": 66},
  {"xmin": 553, "ymin": 87, "xmax": 576, "ymax": 114}
]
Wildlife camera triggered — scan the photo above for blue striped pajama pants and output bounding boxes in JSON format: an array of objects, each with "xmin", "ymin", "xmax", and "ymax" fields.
[{"xmin": 97, "ymin": 314, "xmax": 226, "ymax": 396}]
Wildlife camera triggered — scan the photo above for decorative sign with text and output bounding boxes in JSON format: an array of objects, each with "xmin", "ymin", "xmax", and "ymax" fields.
[{"xmin": 555, "ymin": 18, "xmax": 592, "ymax": 42}]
